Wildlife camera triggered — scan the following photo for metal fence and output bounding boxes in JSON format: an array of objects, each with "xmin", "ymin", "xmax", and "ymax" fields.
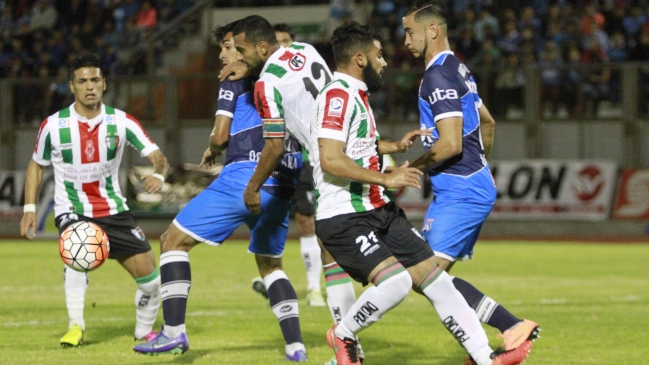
[{"xmin": 1, "ymin": 62, "xmax": 648, "ymax": 171}]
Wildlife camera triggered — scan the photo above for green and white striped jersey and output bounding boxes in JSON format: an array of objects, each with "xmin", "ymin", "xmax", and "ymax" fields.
[
  {"xmin": 32, "ymin": 103, "xmax": 158, "ymax": 218},
  {"xmin": 311, "ymin": 72, "xmax": 390, "ymax": 220}
]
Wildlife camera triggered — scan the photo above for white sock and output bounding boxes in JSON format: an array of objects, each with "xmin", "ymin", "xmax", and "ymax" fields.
[
  {"xmin": 418, "ymin": 267, "xmax": 492, "ymax": 364},
  {"xmin": 323, "ymin": 263, "xmax": 356, "ymax": 323},
  {"xmin": 134, "ymin": 269, "xmax": 161, "ymax": 339},
  {"xmin": 64, "ymin": 266, "xmax": 87, "ymax": 330},
  {"xmin": 336, "ymin": 268, "xmax": 411, "ymax": 336},
  {"xmin": 300, "ymin": 235, "xmax": 322, "ymax": 292},
  {"xmin": 286, "ymin": 342, "xmax": 306, "ymax": 356},
  {"xmin": 163, "ymin": 324, "xmax": 186, "ymax": 338}
]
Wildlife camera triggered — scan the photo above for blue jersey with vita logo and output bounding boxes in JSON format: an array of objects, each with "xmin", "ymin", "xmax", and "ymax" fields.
[
  {"xmin": 216, "ymin": 78, "xmax": 301, "ymax": 200},
  {"xmin": 417, "ymin": 51, "xmax": 496, "ymax": 204}
]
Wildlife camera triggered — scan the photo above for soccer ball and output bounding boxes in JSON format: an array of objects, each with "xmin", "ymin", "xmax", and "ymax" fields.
[{"xmin": 59, "ymin": 221, "xmax": 110, "ymax": 272}]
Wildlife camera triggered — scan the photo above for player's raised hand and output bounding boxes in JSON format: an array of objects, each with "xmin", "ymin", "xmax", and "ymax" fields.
[
  {"xmin": 397, "ymin": 128, "xmax": 432, "ymax": 153},
  {"xmin": 20, "ymin": 212, "xmax": 37, "ymax": 240},
  {"xmin": 200, "ymin": 148, "xmax": 220, "ymax": 168},
  {"xmin": 244, "ymin": 186, "xmax": 261, "ymax": 215},
  {"xmin": 383, "ymin": 161, "xmax": 423, "ymax": 189},
  {"xmin": 142, "ymin": 175, "xmax": 164, "ymax": 193},
  {"xmin": 219, "ymin": 61, "xmax": 251, "ymax": 82}
]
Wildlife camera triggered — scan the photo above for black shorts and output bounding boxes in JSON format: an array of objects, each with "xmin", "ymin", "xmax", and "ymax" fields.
[
  {"xmin": 55, "ymin": 212, "xmax": 152, "ymax": 259},
  {"xmin": 316, "ymin": 201, "xmax": 434, "ymax": 285},
  {"xmin": 291, "ymin": 162, "xmax": 315, "ymax": 216}
]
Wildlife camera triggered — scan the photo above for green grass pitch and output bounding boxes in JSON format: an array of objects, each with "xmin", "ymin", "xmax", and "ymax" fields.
[{"xmin": 1, "ymin": 239, "xmax": 648, "ymax": 364}]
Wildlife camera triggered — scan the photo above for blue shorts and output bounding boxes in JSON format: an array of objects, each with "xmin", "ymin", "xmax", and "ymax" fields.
[
  {"xmin": 173, "ymin": 174, "xmax": 290, "ymax": 257},
  {"xmin": 421, "ymin": 200, "xmax": 493, "ymax": 262}
]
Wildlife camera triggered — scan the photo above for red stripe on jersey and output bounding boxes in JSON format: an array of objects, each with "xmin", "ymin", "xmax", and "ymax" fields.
[
  {"xmin": 78, "ymin": 123, "xmax": 100, "ymax": 164},
  {"xmin": 34, "ymin": 119, "xmax": 48, "ymax": 152},
  {"xmin": 82, "ymin": 181, "xmax": 111, "ymax": 218},
  {"xmin": 368, "ymin": 155, "xmax": 385, "ymax": 208},
  {"xmin": 254, "ymin": 82, "xmax": 271, "ymax": 118},
  {"xmin": 126, "ymin": 114, "xmax": 154, "ymax": 143},
  {"xmin": 359, "ymin": 91, "xmax": 376, "ymax": 138},
  {"xmin": 322, "ymin": 89, "xmax": 348, "ymax": 131}
]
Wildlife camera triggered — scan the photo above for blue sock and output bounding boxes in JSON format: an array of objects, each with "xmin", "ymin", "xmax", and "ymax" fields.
[
  {"xmin": 452, "ymin": 276, "xmax": 520, "ymax": 333},
  {"xmin": 264, "ymin": 270, "xmax": 303, "ymax": 345}
]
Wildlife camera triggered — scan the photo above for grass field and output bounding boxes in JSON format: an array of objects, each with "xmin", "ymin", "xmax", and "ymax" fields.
[{"xmin": 1, "ymin": 239, "xmax": 648, "ymax": 365}]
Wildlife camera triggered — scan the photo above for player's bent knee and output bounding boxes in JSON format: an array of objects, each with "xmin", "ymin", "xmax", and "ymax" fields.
[{"xmin": 161, "ymin": 224, "xmax": 196, "ymax": 253}]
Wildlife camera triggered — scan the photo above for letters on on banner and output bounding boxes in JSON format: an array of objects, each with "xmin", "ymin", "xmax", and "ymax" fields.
[
  {"xmin": 490, "ymin": 160, "xmax": 617, "ymax": 221},
  {"xmin": 394, "ymin": 160, "xmax": 618, "ymax": 221},
  {"xmin": 612, "ymin": 169, "xmax": 649, "ymax": 220}
]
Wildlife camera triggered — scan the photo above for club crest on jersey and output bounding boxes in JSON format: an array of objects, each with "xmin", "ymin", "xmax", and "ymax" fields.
[
  {"xmin": 85, "ymin": 140, "xmax": 95, "ymax": 161},
  {"xmin": 328, "ymin": 97, "xmax": 344, "ymax": 117},
  {"xmin": 131, "ymin": 227, "xmax": 146, "ymax": 241},
  {"xmin": 105, "ymin": 134, "xmax": 119, "ymax": 150},
  {"xmin": 58, "ymin": 119, "xmax": 69, "ymax": 128},
  {"xmin": 288, "ymin": 52, "xmax": 306, "ymax": 71}
]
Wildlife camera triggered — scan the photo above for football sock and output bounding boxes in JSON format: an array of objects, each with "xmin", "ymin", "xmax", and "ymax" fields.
[
  {"xmin": 160, "ymin": 251, "xmax": 190, "ymax": 337},
  {"xmin": 264, "ymin": 270, "xmax": 304, "ymax": 352},
  {"xmin": 300, "ymin": 235, "xmax": 322, "ymax": 292},
  {"xmin": 452, "ymin": 276, "xmax": 521, "ymax": 333},
  {"xmin": 418, "ymin": 267, "xmax": 492, "ymax": 365},
  {"xmin": 324, "ymin": 263, "xmax": 356, "ymax": 323},
  {"xmin": 335, "ymin": 262, "xmax": 410, "ymax": 337},
  {"xmin": 134, "ymin": 268, "xmax": 161, "ymax": 339},
  {"xmin": 64, "ymin": 266, "xmax": 88, "ymax": 330}
]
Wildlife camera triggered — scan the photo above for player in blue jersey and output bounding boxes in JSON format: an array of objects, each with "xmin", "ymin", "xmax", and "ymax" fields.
[
  {"xmin": 133, "ymin": 21, "xmax": 308, "ymax": 362},
  {"xmin": 403, "ymin": 2, "xmax": 540, "ymax": 363}
]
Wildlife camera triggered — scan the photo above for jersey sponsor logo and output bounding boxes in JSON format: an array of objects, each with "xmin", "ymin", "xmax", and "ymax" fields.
[
  {"xmin": 218, "ymin": 88, "xmax": 234, "ymax": 101},
  {"xmin": 105, "ymin": 115, "xmax": 115, "ymax": 124},
  {"xmin": 458, "ymin": 63, "xmax": 469, "ymax": 77},
  {"xmin": 443, "ymin": 316, "xmax": 470, "ymax": 343},
  {"xmin": 58, "ymin": 119, "xmax": 69, "ymax": 128},
  {"xmin": 60, "ymin": 143, "xmax": 73, "ymax": 150},
  {"xmin": 85, "ymin": 140, "xmax": 96, "ymax": 161},
  {"xmin": 465, "ymin": 79, "xmax": 478, "ymax": 94},
  {"xmin": 131, "ymin": 227, "xmax": 146, "ymax": 241},
  {"xmin": 327, "ymin": 97, "xmax": 344, "ymax": 117},
  {"xmin": 428, "ymin": 88, "xmax": 459, "ymax": 104},
  {"xmin": 349, "ymin": 140, "xmax": 375, "ymax": 159},
  {"xmin": 59, "ymin": 213, "xmax": 79, "ymax": 227},
  {"xmin": 352, "ymin": 301, "xmax": 379, "ymax": 326}
]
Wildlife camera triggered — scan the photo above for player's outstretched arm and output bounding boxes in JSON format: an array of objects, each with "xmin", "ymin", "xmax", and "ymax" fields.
[
  {"xmin": 319, "ymin": 138, "xmax": 422, "ymax": 189},
  {"xmin": 377, "ymin": 128, "xmax": 432, "ymax": 154},
  {"xmin": 244, "ymin": 137, "xmax": 285, "ymax": 215},
  {"xmin": 142, "ymin": 150, "xmax": 169, "ymax": 193},
  {"xmin": 20, "ymin": 159, "xmax": 44, "ymax": 240},
  {"xmin": 219, "ymin": 61, "xmax": 251, "ymax": 82},
  {"xmin": 478, "ymin": 104, "xmax": 495, "ymax": 158},
  {"xmin": 409, "ymin": 116, "xmax": 463, "ymax": 172}
]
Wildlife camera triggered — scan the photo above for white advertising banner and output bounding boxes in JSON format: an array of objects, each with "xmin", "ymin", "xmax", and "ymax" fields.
[
  {"xmin": 490, "ymin": 160, "xmax": 617, "ymax": 221},
  {"xmin": 394, "ymin": 160, "xmax": 618, "ymax": 221},
  {"xmin": 0, "ymin": 170, "xmax": 54, "ymax": 230}
]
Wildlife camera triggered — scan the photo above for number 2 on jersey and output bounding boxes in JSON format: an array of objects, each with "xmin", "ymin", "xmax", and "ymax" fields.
[{"xmin": 303, "ymin": 62, "xmax": 331, "ymax": 100}]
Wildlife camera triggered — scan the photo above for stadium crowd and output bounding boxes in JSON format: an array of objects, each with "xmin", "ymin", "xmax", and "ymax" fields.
[
  {"xmin": 2, "ymin": 0, "xmax": 649, "ymax": 124},
  {"xmin": 0, "ymin": 0, "xmax": 197, "ymax": 124}
]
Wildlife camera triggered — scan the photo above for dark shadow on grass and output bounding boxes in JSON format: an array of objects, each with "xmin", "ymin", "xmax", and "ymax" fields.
[
  {"xmin": 80, "ymin": 324, "xmax": 132, "ymax": 345},
  {"xmin": 136, "ymin": 349, "xmax": 211, "ymax": 364}
]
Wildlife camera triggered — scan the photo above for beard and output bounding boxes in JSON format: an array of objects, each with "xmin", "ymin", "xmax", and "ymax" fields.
[{"xmin": 362, "ymin": 59, "xmax": 383, "ymax": 93}]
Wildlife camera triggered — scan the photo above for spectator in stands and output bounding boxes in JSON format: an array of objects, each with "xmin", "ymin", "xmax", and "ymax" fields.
[
  {"xmin": 493, "ymin": 52, "xmax": 525, "ymax": 117},
  {"xmin": 136, "ymin": 1, "xmax": 157, "ymax": 30},
  {"xmin": 45, "ymin": 66, "xmax": 72, "ymax": 115},
  {"xmin": 630, "ymin": 29, "xmax": 649, "ymax": 116},
  {"xmin": 623, "ymin": 6, "xmax": 647, "ymax": 38},
  {"xmin": 498, "ymin": 20, "xmax": 522, "ymax": 55},
  {"xmin": 518, "ymin": 6, "xmax": 542, "ymax": 33},
  {"xmin": 561, "ymin": 45, "xmax": 584, "ymax": 117},
  {"xmin": 539, "ymin": 40, "xmax": 563, "ymax": 116},
  {"xmin": 582, "ymin": 37, "xmax": 611, "ymax": 117},
  {"xmin": 159, "ymin": 0, "xmax": 180, "ymax": 24},
  {"xmin": 29, "ymin": 0, "xmax": 58, "ymax": 31},
  {"xmin": 117, "ymin": 18, "xmax": 143, "ymax": 49},
  {"xmin": 474, "ymin": 6, "xmax": 499, "ymax": 42},
  {"xmin": 608, "ymin": 31, "xmax": 629, "ymax": 62}
]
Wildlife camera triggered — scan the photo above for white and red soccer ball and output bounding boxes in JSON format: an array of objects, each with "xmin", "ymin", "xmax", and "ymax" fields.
[{"xmin": 59, "ymin": 221, "xmax": 110, "ymax": 272}]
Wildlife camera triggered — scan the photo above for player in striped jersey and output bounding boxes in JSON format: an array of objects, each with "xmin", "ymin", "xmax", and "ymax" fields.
[
  {"xmin": 20, "ymin": 53, "xmax": 168, "ymax": 347},
  {"xmin": 404, "ymin": 2, "xmax": 539, "ymax": 362},
  {"xmin": 312, "ymin": 22, "xmax": 530, "ymax": 365},
  {"xmin": 229, "ymin": 15, "xmax": 361, "ymax": 361},
  {"xmin": 134, "ymin": 22, "xmax": 307, "ymax": 360}
]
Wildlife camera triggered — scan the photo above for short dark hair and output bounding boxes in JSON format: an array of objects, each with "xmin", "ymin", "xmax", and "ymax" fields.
[
  {"xmin": 232, "ymin": 15, "xmax": 277, "ymax": 46},
  {"xmin": 273, "ymin": 23, "xmax": 295, "ymax": 40},
  {"xmin": 330, "ymin": 21, "xmax": 382, "ymax": 66},
  {"xmin": 214, "ymin": 20, "xmax": 238, "ymax": 43},
  {"xmin": 69, "ymin": 53, "xmax": 102, "ymax": 80},
  {"xmin": 404, "ymin": 0, "xmax": 448, "ymax": 24}
]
